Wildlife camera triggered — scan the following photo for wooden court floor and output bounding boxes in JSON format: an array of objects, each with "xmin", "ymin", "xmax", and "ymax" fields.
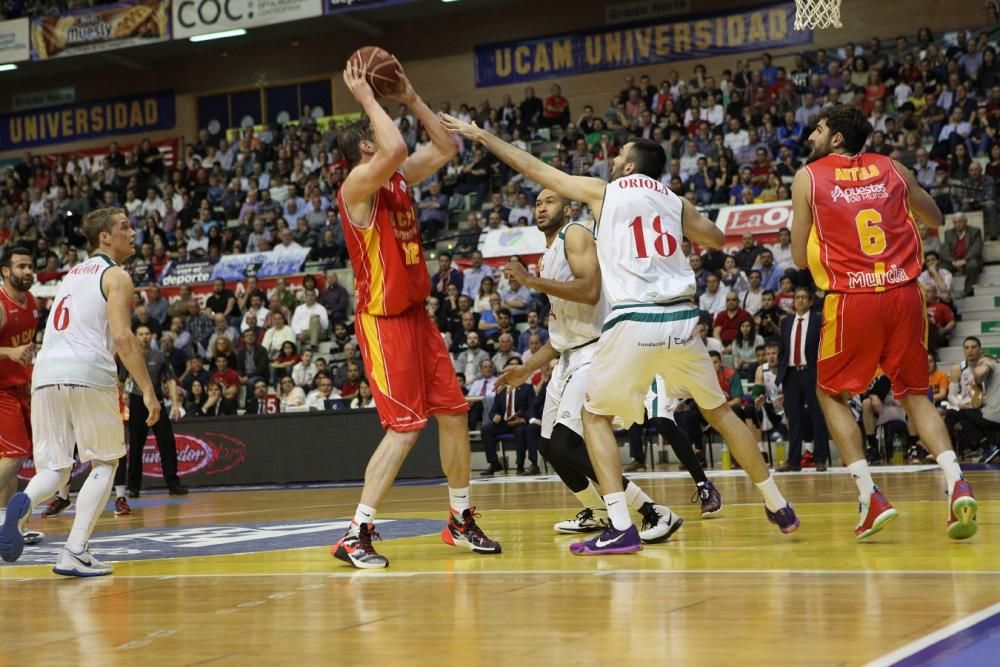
[{"xmin": 0, "ymin": 468, "xmax": 997, "ymax": 666}]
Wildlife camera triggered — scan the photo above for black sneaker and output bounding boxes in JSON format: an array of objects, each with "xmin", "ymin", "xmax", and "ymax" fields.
[
  {"xmin": 332, "ymin": 523, "xmax": 389, "ymax": 569},
  {"xmin": 168, "ymin": 485, "xmax": 189, "ymax": 496},
  {"xmin": 637, "ymin": 502, "xmax": 683, "ymax": 544},
  {"xmin": 691, "ymin": 480, "xmax": 723, "ymax": 517},
  {"xmin": 441, "ymin": 508, "xmax": 502, "ymax": 554},
  {"xmin": 980, "ymin": 445, "xmax": 999, "ymax": 465},
  {"xmin": 41, "ymin": 495, "xmax": 71, "ymax": 519}
]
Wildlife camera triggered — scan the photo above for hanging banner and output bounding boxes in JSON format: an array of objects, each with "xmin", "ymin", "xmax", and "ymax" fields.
[
  {"xmin": 11, "ymin": 86, "xmax": 76, "ymax": 111},
  {"xmin": 474, "ymin": 2, "xmax": 811, "ymax": 87},
  {"xmin": 0, "ymin": 90, "xmax": 175, "ymax": 151},
  {"xmin": 714, "ymin": 200, "xmax": 792, "ymax": 249},
  {"xmin": 324, "ymin": 0, "xmax": 419, "ymax": 14},
  {"xmin": 479, "ymin": 227, "xmax": 547, "ymax": 259},
  {"xmin": 173, "ymin": 0, "xmax": 323, "ymax": 40},
  {"xmin": 0, "ymin": 18, "xmax": 30, "ymax": 64},
  {"xmin": 209, "ymin": 247, "xmax": 312, "ymax": 282},
  {"xmin": 30, "ymin": 0, "xmax": 170, "ymax": 60}
]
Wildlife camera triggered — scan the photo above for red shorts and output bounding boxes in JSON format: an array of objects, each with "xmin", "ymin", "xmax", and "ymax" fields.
[
  {"xmin": 0, "ymin": 386, "xmax": 32, "ymax": 459},
  {"xmin": 354, "ymin": 304, "xmax": 468, "ymax": 432},
  {"xmin": 817, "ymin": 282, "xmax": 929, "ymax": 398}
]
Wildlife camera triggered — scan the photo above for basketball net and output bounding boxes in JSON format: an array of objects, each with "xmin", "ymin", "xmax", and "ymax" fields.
[{"xmin": 794, "ymin": 0, "xmax": 842, "ymax": 29}]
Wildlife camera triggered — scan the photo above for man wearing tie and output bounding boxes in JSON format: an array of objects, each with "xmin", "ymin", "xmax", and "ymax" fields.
[
  {"xmin": 481, "ymin": 359, "xmax": 536, "ymax": 476},
  {"xmin": 777, "ymin": 288, "xmax": 830, "ymax": 471}
]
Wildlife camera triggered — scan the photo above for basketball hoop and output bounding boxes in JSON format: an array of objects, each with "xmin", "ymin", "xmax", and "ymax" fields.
[{"xmin": 794, "ymin": 0, "xmax": 843, "ymax": 30}]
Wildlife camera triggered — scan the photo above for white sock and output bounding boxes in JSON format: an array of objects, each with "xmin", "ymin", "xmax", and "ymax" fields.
[
  {"xmin": 66, "ymin": 461, "xmax": 116, "ymax": 554},
  {"xmin": 352, "ymin": 503, "xmax": 377, "ymax": 531},
  {"xmin": 847, "ymin": 460, "xmax": 876, "ymax": 500},
  {"xmin": 936, "ymin": 450, "xmax": 963, "ymax": 493},
  {"xmin": 624, "ymin": 481, "xmax": 654, "ymax": 511},
  {"xmin": 448, "ymin": 487, "xmax": 470, "ymax": 516},
  {"xmin": 603, "ymin": 491, "xmax": 631, "ymax": 531},
  {"xmin": 754, "ymin": 475, "xmax": 788, "ymax": 513},
  {"xmin": 573, "ymin": 480, "xmax": 605, "ymax": 511},
  {"xmin": 115, "ymin": 485, "xmax": 126, "ymax": 500}
]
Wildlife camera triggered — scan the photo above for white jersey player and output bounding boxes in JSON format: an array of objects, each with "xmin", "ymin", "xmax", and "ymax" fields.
[
  {"xmin": 0, "ymin": 209, "xmax": 160, "ymax": 576},
  {"xmin": 440, "ymin": 115, "xmax": 798, "ymax": 554}
]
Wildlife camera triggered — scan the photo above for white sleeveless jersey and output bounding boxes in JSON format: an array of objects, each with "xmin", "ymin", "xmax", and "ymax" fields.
[
  {"xmin": 959, "ymin": 360, "xmax": 975, "ymax": 399},
  {"xmin": 540, "ymin": 221, "xmax": 607, "ymax": 352},
  {"xmin": 33, "ymin": 254, "xmax": 118, "ymax": 390},
  {"xmin": 761, "ymin": 362, "xmax": 781, "ymax": 398},
  {"xmin": 595, "ymin": 174, "xmax": 694, "ymax": 306}
]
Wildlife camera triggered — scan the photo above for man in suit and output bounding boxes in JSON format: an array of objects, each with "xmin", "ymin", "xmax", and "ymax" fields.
[
  {"xmin": 777, "ymin": 288, "xmax": 830, "ymax": 471},
  {"xmin": 245, "ymin": 379, "xmax": 276, "ymax": 415},
  {"xmin": 941, "ymin": 212, "xmax": 983, "ymax": 297},
  {"xmin": 480, "ymin": 359, "xmax": 536, "ymax": 476}
]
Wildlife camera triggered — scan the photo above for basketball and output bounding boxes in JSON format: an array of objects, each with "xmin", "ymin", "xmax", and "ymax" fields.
[{"xmin": 348, "ymin": 46, "xmax": 401, "ymax": 97}]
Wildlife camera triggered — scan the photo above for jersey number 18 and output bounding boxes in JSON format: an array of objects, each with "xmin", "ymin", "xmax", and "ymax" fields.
[{"xmin": 629, "ymin": 215, "xmax": 679, "ymax": 259}]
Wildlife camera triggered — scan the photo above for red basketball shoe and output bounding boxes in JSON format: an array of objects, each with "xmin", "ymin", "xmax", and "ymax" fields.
[
  {"xmin": 332, "ymin": 523, "xmax": 389, "ymax": 569},
  {"xmin": 855, "ymin": 488, "xmax": 898, "ymax": 539}
]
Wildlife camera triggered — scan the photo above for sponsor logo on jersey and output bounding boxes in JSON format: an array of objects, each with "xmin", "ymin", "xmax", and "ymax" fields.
[
  {"xmin": 1, "ymin": 518, "xmax": 441, "ymax": 566},
  {"xmin": 830, "ymin": 183, "xmax": 889, "ymax": 204},
  {"xmin": 846, "ymin": 264, "xmax": 910, "ymax": 289},
  {"xmin": 834, "ymin": 165, "xmax": 881, "ymax": 182}
]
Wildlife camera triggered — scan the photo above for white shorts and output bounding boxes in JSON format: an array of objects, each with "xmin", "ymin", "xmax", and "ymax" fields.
[
  {"xmin": 31, "ymin": 385, "xmax": 124, "ymax": 471},
  {"xmin": 541, "ymin": 343, "xmax": 596, "ymax": 439},
  {"xmin": 585, "ymin": 305, "xmax": 727, "ymax": 427},
  {"xmin": 643, "ymin": 375, "xmax": 686, "ymax": 421}
]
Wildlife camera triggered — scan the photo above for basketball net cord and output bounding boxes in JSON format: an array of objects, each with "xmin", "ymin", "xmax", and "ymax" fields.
[{"xmin": 794, "ymin": 0, "xmax": 842, "ymax": 30}]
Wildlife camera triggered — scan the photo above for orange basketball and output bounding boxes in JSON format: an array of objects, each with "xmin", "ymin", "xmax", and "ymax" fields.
[{"xmin": 348, "ymin": 46, "xmax": 401, "ymax": 98}]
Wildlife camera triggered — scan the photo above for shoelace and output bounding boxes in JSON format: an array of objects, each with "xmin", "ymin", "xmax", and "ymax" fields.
[
  {"xmin": 639, "ymin": 504, "xmax": 661, "ymax": 531},
  {"xmin": 574, "ymin": 508, "xmax": 594, "ymax": 524},
  {"xmin": 356, "ymin": 525, "xmax": 382, "ymax": 551},
  {"xmin": 459, "ymin": 508, "xmax": 490, "ymax": 542},
  {"xmin": 691, "ymin": 485, "xmax": 711, "ymax": 504}
]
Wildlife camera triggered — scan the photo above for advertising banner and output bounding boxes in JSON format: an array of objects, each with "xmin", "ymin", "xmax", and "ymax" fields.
[
  {"xmin": 714, "ymin": 199, "xmax": 792, "ymax": 249},
  {"xmin": 324, "ymin": 0, "xmax": 419, "ymax": 14},
  {"xmin": 11, "ymin": 86, "xmax": 76, "ymax": 111},
  {"xmin": 0, "ymin": 90, "xmax": 175, "ymax": 151},
  {"xmin": 479, "ymin": 226, "xmax": 547, "ymax": 260},
  {"xmin": 157, "ymin": 259, "xmax": 214, "ymax": 287},
  {"xmin": 209, "ymin": 248, "xmax": 312, "ymax": 282},
  {"xmin": 173, "ymin": 0, "xmax": 323, "ymax": 40},
  {"xmin": 30, "ymin": 0, "xmax": 170, "ymax": 60},
  {"xmin": 0, "ymin": 18, "xmax": 30, "ymax": 64},
  {"xmin": 474, "ymin": 2, "xmax": 810, "ymax": 87}
]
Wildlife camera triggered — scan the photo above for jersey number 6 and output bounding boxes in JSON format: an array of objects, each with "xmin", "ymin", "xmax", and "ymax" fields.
[
  {"xmin": 855, "ymin": 209, "xmax": 887, "ymax": 256},
  {"xmin": 53, "ymin": 296, "xmax": 71, "ymax": 331},
  {"xmin": 629, "ymin": 215, "xmax": 678, "ymax": 259}
]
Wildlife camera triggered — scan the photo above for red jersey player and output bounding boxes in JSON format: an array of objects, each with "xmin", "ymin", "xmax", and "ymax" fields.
[
  {"xmin": 791, "ymin": 105, "xmax": 977, "ymax": 540},
  {"xmin": 0, "ymin": 246, "xmax": 43, "ymax": 545},
  {"xmin": 330, "ymin": 57, "xmax": 500, "ymax": 568}
]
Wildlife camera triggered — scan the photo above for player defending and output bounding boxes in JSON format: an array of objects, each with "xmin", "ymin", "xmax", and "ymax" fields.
[
  {"xmin": 496, "ymin": 190, "xmax": 720, "ymax": 540},
  {"xmin": 442, "ymin": 120, "xmax": 797, "ymax": 556},
  {"xmin": 791, "ymin": 105, "xmax": 977, "ymax": 539},
  {"xmin": 0, "ymin": 247, "xmax": 43, "ymax": 547},
  {"xmin": 0, "ymin": 209, "xmax": 160, "ymax": 575},
  {"xmin": 330, "ymin": 59, "xmax": 500, "ymax": 569}
]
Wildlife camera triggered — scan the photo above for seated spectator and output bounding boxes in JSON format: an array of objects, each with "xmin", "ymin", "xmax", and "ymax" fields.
[
  {"xmin": 929, "ymin": 354, "xmax": 950, "ymax": 406},
  {"xmin": 244, "ymin": 380, "xmax": 273, "ymax": 415},
  {"xmin": 291, "ymin": 349, "xmax": 318, "ymax": 389},
  {"xmin": 450, "ymin": 310, "xmax": 479, "ymax": 355},
  {"xmin": 480, "ymin": 358, "xmax": 535, "ymax": 476},
  {"xmin": 131, "ymin": 305, "xmax": 162, "ymax": 338},
  {"xmin": 417, "ymin": 181, "xmax": 450, "ymax": 240},
  {"xmin": 159, "ymin": 332, "xmax": 188, "ymax": 378},
  {"xmin": 775, "ymin": 276, "xmax": 796, "ymax": 314},
  {"xmin": 941, "ymin": 212, "xmax": 983, "ymax": 297},
  {"xmin": 918, "ymin": 250, "xmax": 954, "ymax": 304},
  {"xmin": 262, "ymin": 311, "xmax": 296, "ymax": 359},
  {"xmin": 340, "ymin": 363, "xmax": 364, "ymax": 401},
  {"xmin": 474, "ymin": 276, "xmax": 499, "ymax": 314},
  {"xmin": 959, "ymin": 162, "xmax": 998, "ymax": 241},
  {"xmin": 205, "ymin": 278, "xmax": 239, "ymax": 323},
  {"xmin": 292, "ymin": 288, "xmax": 330, "ymax": 348},
  {"xmin": 462, "ymin": 250, "xmax": 495, "ymax": 301},
  {"xmin": 753, "ymin": 249, "xmax": 782, "ymax": 292},
  {"xmin": 732, "ymin": 320, "xmax": 765, "ymax": 376},
  {"xmin": 206, "ymin": 313, "xmax": 239, "ymax": 356},
  {"xmin": 184, "ymin": 380, "xmax": 207, "ymax": 417},
  {"xmin": 517, "ymin": 311, "xmax": 549, "ymax": 353},
  {"xmin": 209, "ymin": 335, "xmax": 238, "ymax": 371},
  {"xmin": 454, "ymin": 331, "xmax": 490, "ymax": 381},
  {"xmin": 713, "ymin": 293, "xmax": 753, "ymax": 348},
  {"xmin": 179, "ymin": 356, "xmax": 211, "ymax": 392},
  {"xmin": 769, "ymin": 228, "xmax": 795, "ymax": 273},
  {"xmin": 491, "ymin": 334, "xmax": 518, "ymax": 371},
  {"xmin": 465, "ymin": 359, "xmax": 498, "ymax": 428},
  {"xmin": 483, "ymin": 306, "xmax": 516, "ymax": 354},
  {"xmin": 277, "ymin": 376, "xmax": 307, "ymax": 409},
  {"xmin": 918, "ymin": 222, "xmax": 942, "ymax": 258},
  {"xmin": 305, "ymin": 373, "xmax": 343, "ymax": 410},
  {"xmin": 198, "ymin": 382, "xmax": 238, "ymax": 417},
  {"xmin": 925, "ymin": 285, "xmax": 955, "ymax": 354},
  {"xmin": 351, "ymin": 379, "xmax": 377, "ymax": 409},
  {"xmin": 508, "ymin": 192, "xmax": 534, "ymax": 226},
  {"xmin": 209, "ymin": 355, "xmax": 241, "ymax": 400},
  {"xmin": 720, "ymin": 255, "xmax": 750, "ymax": 293},
  {"xmin": 695, "ymin": 321, "xmax": 724, "ymax": 354},
  {"xmin": 237, "ymin": 328, "xmax": 270, "ymax": 387},
  {"xmin": 754, "ymin": 290, "xmax": 784, "ymax": 341},
  {"xmin": 271, "ymin": 341, "xmax": 301, "ymax": 384},
  {"xmin": 738, "ymin": 269, "xmax": 765, "ymax": 315},
  {"xmin": 699, "ymin": 273, "xmax": 729, "ymax": 316},
  {"xmin": 431, "ymin": 251, "xmax": 464, "ymax": 299},
  {"xmin": 500, "ymin": 275, "xmax": 532, "ymax": 322}
]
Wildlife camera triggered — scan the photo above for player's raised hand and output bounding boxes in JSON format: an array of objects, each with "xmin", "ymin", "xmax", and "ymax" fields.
[
  {"xmin": 385, "ymin": 65, "xmax": 417, "ymax": 106},
  {"xmin": 143, "ymin": 393, "xmax": 161, "ymax": 427},
  {"xmin": 495, "ymin": 363, "xmax": 531, "ymax": 390},
  {"xmin": 440, "ymin": 113, "xmax": 482, "ymax": 141},
  {"xmin": 343, "ymin": 59, "xmax": 376, "ymax": 106}
]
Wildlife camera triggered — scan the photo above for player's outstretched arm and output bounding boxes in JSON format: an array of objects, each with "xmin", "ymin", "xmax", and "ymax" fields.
[
  {"xmin": 893, "ymin": 159, "xmax": 943, "ymax": 228},
  {"xmin": 387, "ymin": 68, "xmax": 459, "ymax": 184},
  {"xmin": 106, "ymin": 267, "xmax": 159, "ymax": 426},
  {"xmin": 340, "ymin": 61, "xmax": 409, "ymax": 207},
  {"xmin": 790, "ymin": 169, "xmax": 813, "ymax": 269},
  {"xmin": 495, "ymin": 339, "xmax": 558, "ymax": 390},
  {"xmin": 680, "ymin": 198, "xmax": 724, "ymax": 249},
  {"xmin": 440, "ymin": 114, "xmax": 605, "ymax": 211},
  {"xmin": 504, "ymin": 224, "xmax": 601, "ymax": 306}
]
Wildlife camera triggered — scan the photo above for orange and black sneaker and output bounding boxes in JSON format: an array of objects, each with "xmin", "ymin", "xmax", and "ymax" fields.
[
  {"xmin": 947, "ymin": 479, "xmax": 978, "ymax": 540},
  {"xmin": 332, "ymin": 523, "xmax": 388, "ymax": 569},
  {"xmin": 441, "ymin": 508, "xmax": 502, "ymax": 554},
  {"xmin": 41, "ymin": 495, "xmax": 71, "ymax": 519},
  {"xmin": 855, "ymin": 488, "xmax": 898, "ymax": 539}
]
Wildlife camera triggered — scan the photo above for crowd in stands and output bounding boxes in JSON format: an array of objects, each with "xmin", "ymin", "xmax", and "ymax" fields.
[{"xmin": 1, "ymin": 24, "xmax": 998, "ymax": 465}]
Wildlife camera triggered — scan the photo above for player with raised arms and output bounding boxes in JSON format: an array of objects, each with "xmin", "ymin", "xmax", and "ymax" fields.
[
  {"xmin": 791, "ymin": 105, "xmax": 977, "ymax": 540},
  {"xmin": 441, "ymin": 117, "xmax": 798, "ymax": 556},
  {"xmin": 330, "ymin": 53, "xmax": 500, "ymax": 569}
]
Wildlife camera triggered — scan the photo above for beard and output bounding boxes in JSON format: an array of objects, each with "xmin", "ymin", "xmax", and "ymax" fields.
[
  {"xmin": 610, "ymin": 161, "xmax": 626, "ymax": 180},
  {"xmin": 538, "ymin": 208, "xmax": 566, "ymax": 235},
  {"xmin": 806, "ymin": 139, "xmax": 833, "ymax": 164},
  {"xmin": 6, "ymin": 273, "xmax": 33, "ymax": 292}
]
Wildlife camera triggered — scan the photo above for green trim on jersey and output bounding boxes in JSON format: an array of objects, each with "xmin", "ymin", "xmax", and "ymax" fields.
[{"xmin": 601, "ymin": 308, "xmax": 700, "ymax": 333}]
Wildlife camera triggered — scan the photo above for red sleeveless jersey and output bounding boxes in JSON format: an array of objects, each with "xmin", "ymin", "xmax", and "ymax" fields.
[
  {"xmin": 339, "ymin": 170, "xmax": 430, "ymax": 317},
  {"xmin": 805, "ymin": 152, "xmax": 922, "ymax": 293},
  {"xmin": 0, "ymin": 287, "xmax": 37, "ymax": 389}
]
